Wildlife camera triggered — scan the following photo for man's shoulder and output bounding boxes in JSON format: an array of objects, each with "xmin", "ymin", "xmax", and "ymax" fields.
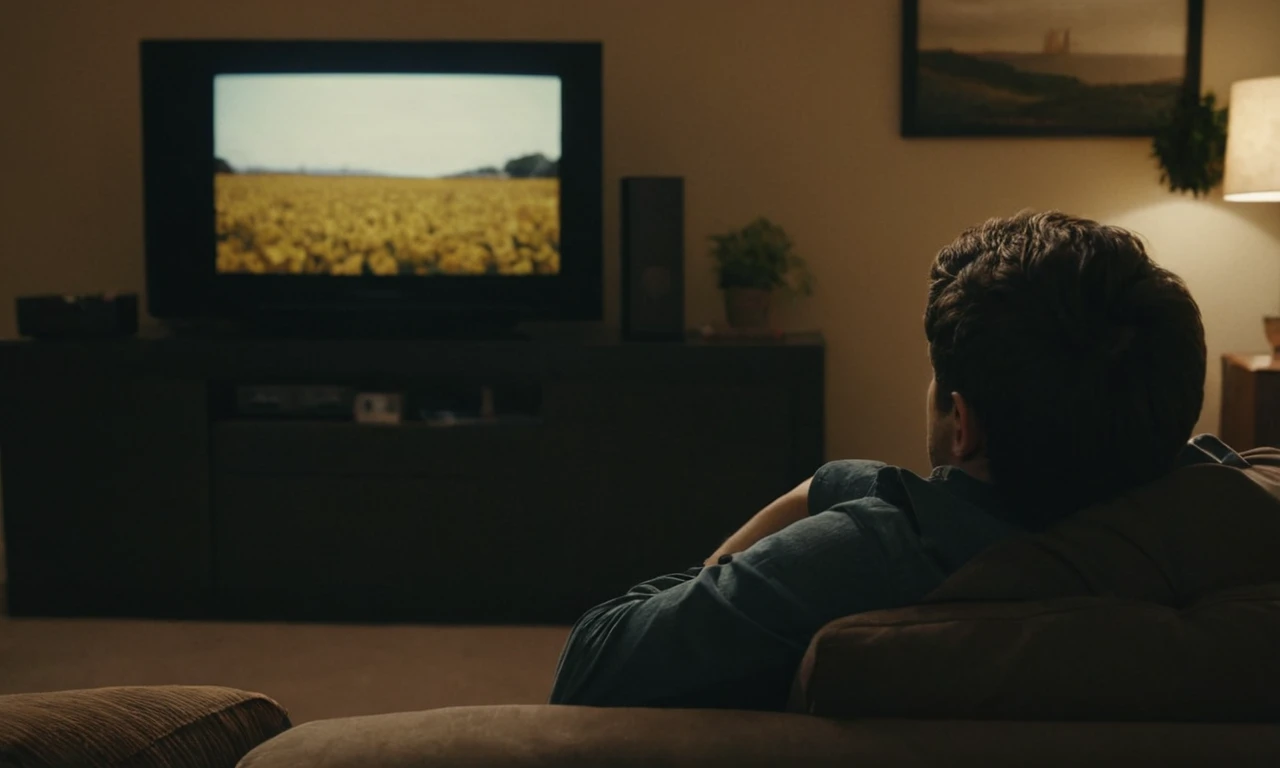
[
  {"xmin": 809, "ymin": 459, "xmax": 896, "ymax": 515},
  {"xmin": 810, "ymin": 458, "xmax": 1018, "ymax": 573},
  {"xmin": 810, "ymin": 459, "xmax": 960, "ymax": 516},
  {"xmin": 816, "ymin": 459, "xmax": 893, "ymax": 479}
]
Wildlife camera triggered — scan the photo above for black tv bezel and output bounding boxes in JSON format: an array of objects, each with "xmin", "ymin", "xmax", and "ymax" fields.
[{"xmin": 141, "ymin": 39, "xmax": 603, "ymax": 324}]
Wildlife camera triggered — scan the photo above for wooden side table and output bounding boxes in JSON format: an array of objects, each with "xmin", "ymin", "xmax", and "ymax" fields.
[{"xmin": 1221, "ymin": 353, "xmax": 1280, "ymax": 450}]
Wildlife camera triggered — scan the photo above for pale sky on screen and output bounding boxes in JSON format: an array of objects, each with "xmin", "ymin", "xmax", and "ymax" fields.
[
  {"xmin": 919, "ymin": 0, "xmax": 1187, "ymax": 55},
  {"xmin": 214, "ymin": 73, "xmax": 561, "ymax": 177}
]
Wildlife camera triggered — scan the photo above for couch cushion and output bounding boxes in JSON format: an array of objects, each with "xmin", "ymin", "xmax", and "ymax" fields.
[
  {"xmin": 0, "ymin": 686, "xmax": 291, "ymax": 768},
  {"xmin": 792, "ymin": 585, "xmax": 1280, "ymax": 720},
  {"xmin": 792, "ymin": 450, "xmax": 1280, "ymax": 719},
  {"xmin": 238, "ymin": 704, "xmax": 1280, "ymax": 768}
]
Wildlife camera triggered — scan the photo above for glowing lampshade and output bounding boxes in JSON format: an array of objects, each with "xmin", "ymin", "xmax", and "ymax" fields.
[{"xmin": 1224, "ymin": 76, "xmax": 1280, "ymax": 203}]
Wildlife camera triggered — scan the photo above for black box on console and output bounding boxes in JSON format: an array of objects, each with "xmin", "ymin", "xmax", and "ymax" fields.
[{"xmin": 16, "ymin": 293, "xmax": 139, "ymax": 339}]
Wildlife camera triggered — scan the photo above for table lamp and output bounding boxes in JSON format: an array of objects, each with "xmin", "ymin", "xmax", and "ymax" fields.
[{"xmin": 1223, "ymin": 76, "xmax": 1280, "ymax": 352}]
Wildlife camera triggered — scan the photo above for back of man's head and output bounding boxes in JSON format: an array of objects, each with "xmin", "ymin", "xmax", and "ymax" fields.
[{"xmin": 924, "ymin": 211, "xmax": 1206, "ymax": 529}]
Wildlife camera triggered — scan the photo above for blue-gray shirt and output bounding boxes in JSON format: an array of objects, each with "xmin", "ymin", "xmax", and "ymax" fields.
[{"xmin": 549, "ymin": 435, "xmax": 1246, "ymax": 711}]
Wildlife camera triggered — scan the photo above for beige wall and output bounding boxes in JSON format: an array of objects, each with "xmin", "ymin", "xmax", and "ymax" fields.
[{"xmin": 2, "ymin": 0, "xmax": 1279, "ymax": 476}]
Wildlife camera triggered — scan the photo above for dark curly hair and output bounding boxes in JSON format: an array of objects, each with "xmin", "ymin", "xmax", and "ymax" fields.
[{"xmin": 924, "ymin": 211, "xmax": 1206, "ymax": 529}]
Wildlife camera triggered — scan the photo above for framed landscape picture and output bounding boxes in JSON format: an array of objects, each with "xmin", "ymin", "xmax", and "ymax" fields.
[{"xmin": 901, "ymin": 0, "xmax": 1203, "ymax": 137}]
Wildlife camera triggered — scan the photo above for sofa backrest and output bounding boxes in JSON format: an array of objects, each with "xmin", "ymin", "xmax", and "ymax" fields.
[{"xmin": 791, "ymin": 449, "xmax": 1280, "ymax": 720}]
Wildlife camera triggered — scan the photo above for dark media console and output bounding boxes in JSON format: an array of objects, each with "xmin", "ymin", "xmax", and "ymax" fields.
[{"xmin": 0, "ymin": 332, "xmax": 823, "ymax": 623}]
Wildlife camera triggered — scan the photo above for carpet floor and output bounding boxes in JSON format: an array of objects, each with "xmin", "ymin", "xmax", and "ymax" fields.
[{"xmin": 0, "ymin": 608, "xmax": 571, "ymax": 723}]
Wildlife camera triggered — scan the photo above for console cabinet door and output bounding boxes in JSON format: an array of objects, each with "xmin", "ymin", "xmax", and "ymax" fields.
[{"xmin": 0, "ymin": 373, "xmax": 210, "ymax": 614}]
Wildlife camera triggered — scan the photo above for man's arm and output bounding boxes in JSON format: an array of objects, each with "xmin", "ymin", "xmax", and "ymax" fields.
[
  {"xmin": 705, "ymin": 459, "xmax": 891, "ymax": 566},
  {"xmin": 704, "ymin": 478, "xmax": 812, "ymax": 566},
  {"xmin": 550, "ymin": 501, "xmax": 918, "ymax": 710}
]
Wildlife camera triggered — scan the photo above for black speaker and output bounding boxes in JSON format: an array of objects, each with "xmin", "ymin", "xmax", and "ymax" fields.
[{"xmin": 621, "ymin": 177, "xmax": 684, "ymax": 340}]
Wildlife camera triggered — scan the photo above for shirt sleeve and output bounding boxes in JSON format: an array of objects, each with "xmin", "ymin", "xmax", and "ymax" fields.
[
  {"xmin": 548, "ymin": 502, "xmax": 907, "ymax": 710},
  {"xmin": 808, "ymin": 459, "xmax": 888, "ymax": 516}
]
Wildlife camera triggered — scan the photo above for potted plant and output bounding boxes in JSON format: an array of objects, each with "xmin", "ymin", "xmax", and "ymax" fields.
[
  {"xmin": 709, "ymin": 216, "xmax": 813, "ymax": 329},
  {"xmin": 1152, "ymin": 91, "xmax": 1229, "ymax": 197}
]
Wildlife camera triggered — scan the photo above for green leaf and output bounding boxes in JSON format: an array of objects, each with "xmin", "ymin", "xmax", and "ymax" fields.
[
  {"xmin": 708, "ymin": 216, "xmax": 814, "ymax": 294},
  {"xmin": 1151, "ymin": 91, "xmax": 1228, "ymax": 197}
]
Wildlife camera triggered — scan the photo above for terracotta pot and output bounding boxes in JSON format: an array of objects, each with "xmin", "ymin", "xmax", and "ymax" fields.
[
  {"xmin": 724, "ymin": 287, "xmax": 772, "ymax": 329},
  {"xmin": 1265, "ymin": 316, "xmax": 1280, "ymax": 355}
]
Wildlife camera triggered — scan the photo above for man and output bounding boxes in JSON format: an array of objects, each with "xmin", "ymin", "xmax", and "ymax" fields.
[{"xmin": 551, "ymin": 211, "xmax": 1229, "ymax": 711}]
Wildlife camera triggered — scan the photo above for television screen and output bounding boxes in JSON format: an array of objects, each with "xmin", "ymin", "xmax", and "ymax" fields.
[
  {"xmin": 142, "ymin": 40, "xmax": 601, "ymax": 325},
  {"xmin": 213, "ymin": 73, "xmax": 562, "ymax": 278}
]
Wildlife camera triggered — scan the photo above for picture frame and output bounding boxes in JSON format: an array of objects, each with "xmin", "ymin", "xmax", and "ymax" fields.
[{"xmin": 901, "ymin": 0, "xmax": 1204, "ymax": 137}]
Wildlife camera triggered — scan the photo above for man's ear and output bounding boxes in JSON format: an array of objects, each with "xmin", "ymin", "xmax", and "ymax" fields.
[{"xmin": 949, "ymin": 391, "xmax": 984, "ymax": 460}]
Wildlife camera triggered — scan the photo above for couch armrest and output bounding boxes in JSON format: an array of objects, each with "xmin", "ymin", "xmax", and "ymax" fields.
[
  {"xmin": 0, "ymin": 686, "xmax": 290, "ymax": 768},
  {"xmin": 239, "ymin": 704, "xmax": 1280, "ymax": 768}
]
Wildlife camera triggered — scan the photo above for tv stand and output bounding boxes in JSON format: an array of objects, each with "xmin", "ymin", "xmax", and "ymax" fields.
[
  {"xmin": 0, "ymin": 332, "xmax": 824, "ymax": 623},
  {"xmin": 166, "ymin": 311, "xmax": 531, "ymax": 340}
]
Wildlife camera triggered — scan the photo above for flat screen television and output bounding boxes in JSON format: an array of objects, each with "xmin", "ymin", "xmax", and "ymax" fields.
[{"xmin": 140, "ymin": 40, "xmax": 602, "ymax": 331}]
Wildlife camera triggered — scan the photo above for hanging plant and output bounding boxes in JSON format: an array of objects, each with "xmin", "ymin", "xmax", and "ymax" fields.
[{"xmin": 1151, "ymin": 91, "xmax": 1229, "ymax": 198}]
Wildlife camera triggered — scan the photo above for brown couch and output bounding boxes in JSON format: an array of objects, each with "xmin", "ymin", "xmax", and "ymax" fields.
[
  {"xmin": 0, "ymin": 685, "xmax": 290, "ymax": 768},
  {"xmin": 240, "ymin": 453, "xmax": 1280, "ymax": 767}
]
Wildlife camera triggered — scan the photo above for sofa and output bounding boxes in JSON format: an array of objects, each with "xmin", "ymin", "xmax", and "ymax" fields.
[
  {"xmin": 6, "ymin": 454, "xmax": 1280, "ymax": 767},
  {"xmin": 238, "ymin": 451, "xmax": 1280, "ymax": 766},
  {"xmin": 0, "ymin": 685, "xmax": 290, "ymax": 768}
]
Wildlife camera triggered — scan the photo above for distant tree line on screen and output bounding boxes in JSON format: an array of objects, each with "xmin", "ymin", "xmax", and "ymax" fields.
[
  {"xmin": 451, "ymin": 153, "xmax": 559, "ymax": 178},
  {"xmin": 213, "ymin": 153, "xmax": 559, "ymax": 179}
]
